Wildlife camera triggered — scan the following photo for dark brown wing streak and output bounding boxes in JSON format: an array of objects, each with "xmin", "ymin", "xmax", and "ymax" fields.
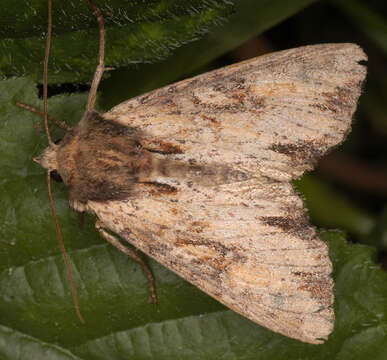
[{"xmin": 93, "ymin": 44, "xmax": 367, "ymax": 343}]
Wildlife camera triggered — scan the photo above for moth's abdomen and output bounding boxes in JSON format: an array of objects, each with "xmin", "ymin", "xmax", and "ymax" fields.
[{"xmin": 149, "ymin": 155, "xmax": 250, "ymax": 188}]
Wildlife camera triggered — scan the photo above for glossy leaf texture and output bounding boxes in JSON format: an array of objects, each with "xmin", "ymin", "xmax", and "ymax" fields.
[
  {"xmin": 0, "ymin": 0, "xmax": 233, "ymax": 83},
  {"xmin": 1, "ymin": 81, "xmax": 386, "ymax": 357},
  {"xmin": 0, "ymin": 69, "xmax": 386, "ymax": 360}
]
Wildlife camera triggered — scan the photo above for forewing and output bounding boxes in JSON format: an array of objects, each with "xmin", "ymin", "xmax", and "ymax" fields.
[
  {"xmin": 88, "ymin": 178, "xmax": 333, "ymax": 344},
  {"xmin": 105, "ymin": 43, "xmax": 367, "ymax": 181}
]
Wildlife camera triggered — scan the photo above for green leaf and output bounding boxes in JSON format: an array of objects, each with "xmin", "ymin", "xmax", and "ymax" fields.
[
  {"xmin": 100, "ymin": 0, "xmax": 318, "ymax": 107},
  {"xmin": 1, "ymin": 74, "xmax": 387, "ymax": 357},
  {"xmin": 0, "ymin": 0, "xmax": 233, "ymax": 83},
  {"xmin": 2, "ymin": 84, "xmax": 387, "ymax": 356},
  {"xmin": 294, "ymin": 174, "xmax": 375, "ymax": 237},
  {"xmin": 0, "ymin": 325, "xmax": 82, "ymax": 360}
]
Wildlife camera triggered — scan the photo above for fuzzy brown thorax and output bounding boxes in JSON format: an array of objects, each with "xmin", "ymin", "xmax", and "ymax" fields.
[{"xmin": 44, "ymin": 110, "xmax": 154, "ymax": 203}]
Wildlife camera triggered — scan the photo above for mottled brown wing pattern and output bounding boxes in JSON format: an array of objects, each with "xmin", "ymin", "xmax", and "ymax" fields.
[
  {"xmin": 88, "ymin": 178, "xmax": 333, "ymax": 343},
  {"xmin": 105, "ymin": 43, "xmax": 366, "ymax": 181},
  {"xmin": 90, "ymin": 43, "xmax": 367, "ymax": 343}
]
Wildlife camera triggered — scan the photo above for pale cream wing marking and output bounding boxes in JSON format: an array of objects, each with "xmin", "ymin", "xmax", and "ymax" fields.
[
  {"xmin": 87, "ymin": 177, "xmax": 333, "ymax": 344},
  {"xmin": 104, "ymin": 43, "xmax": 367, "ymax": 181}
]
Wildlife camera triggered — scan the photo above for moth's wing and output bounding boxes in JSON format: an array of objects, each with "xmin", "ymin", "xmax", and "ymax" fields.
[
  {"xmin": 92, "ymin": 44, "xmax": 367, "ymax": 343},
  {"xmin": 105, "ymin": 43, "xmax": 367, "ymax": 181},
  {"xmin": 88, "ymin": 178, "xmax": 333, "ymax": 344}
]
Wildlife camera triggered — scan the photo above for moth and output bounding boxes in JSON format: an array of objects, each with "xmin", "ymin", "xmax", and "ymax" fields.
[{"xmin": 21, "ymin": 0, "xmax": 367, "ymax": 345}]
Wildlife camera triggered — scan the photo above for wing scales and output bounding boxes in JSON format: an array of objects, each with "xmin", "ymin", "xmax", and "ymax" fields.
[
  {"xmin": 105, "ymin": 43, "xmax": 366, "ymax": 179},
  {"xmin": 88, "ymin": 179, "xmax": 333, "ymax": 343},
  {"xmin": 91, "ymin": 43, "xmax": 367, "ymax": 343}
]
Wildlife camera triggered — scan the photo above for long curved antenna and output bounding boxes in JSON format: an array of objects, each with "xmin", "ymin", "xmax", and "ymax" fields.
[
  {"xmin": 15, "ymin": 102, "xmax": 71, "ymax": 131},
  {"xmin": 43, "ymin": 0, "xmax": 55, "ymax": 147},
  {"xmin": 87, "ymin": 0, "xmax": 105, "ymax": 111},
  {"xmin": 43, "ymin": 0, "xmax": 85, "ymax": 323},
  {"xmin": 47, "ymin": 172, "xmax": 85, "ymax": 323}
]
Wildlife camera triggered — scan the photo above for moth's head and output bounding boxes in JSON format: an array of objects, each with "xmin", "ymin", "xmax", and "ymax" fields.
[{"xmin": 33, "ymin": 145, "xmax": 59, "ymax": 172}]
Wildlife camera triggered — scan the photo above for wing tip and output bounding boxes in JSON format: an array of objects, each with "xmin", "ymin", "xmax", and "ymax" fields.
[{"xmin": 300, "ymin": 313, "xmax": 335, "ymax": 344}]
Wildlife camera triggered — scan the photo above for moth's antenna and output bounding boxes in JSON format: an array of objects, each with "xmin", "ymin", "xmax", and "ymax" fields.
[
  {"xmin": 43, "ymin": 0, "xmax": 54, "ymax": 148},
  {"xmin": 44, "ymin": 0, "xmax": 85, "ymax": 324},
  {"xmin": 87, "ymin": 0, "xmax": 105, "ymax": 111},
  {"xmin": 15, "ymin": 102, "xmax": 71, "ymax": 130},
  {"xmin": 47, "ymin": 172, "xmax": 85, "ymax": 324}
]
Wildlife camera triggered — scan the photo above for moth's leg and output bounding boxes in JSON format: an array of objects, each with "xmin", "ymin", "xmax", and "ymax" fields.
[
  {"xmin": 15, "ymin": 101, "xmax": 71, "ymax": 131},
  {"xmin": 95, "ymin": 220, "xmax": 158, "ymax": 306}
]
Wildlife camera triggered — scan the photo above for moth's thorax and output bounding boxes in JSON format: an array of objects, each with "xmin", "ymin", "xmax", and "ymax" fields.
[{"xmin": 54, "ymin": 110, "xmax": 153, "ymax": 203}]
